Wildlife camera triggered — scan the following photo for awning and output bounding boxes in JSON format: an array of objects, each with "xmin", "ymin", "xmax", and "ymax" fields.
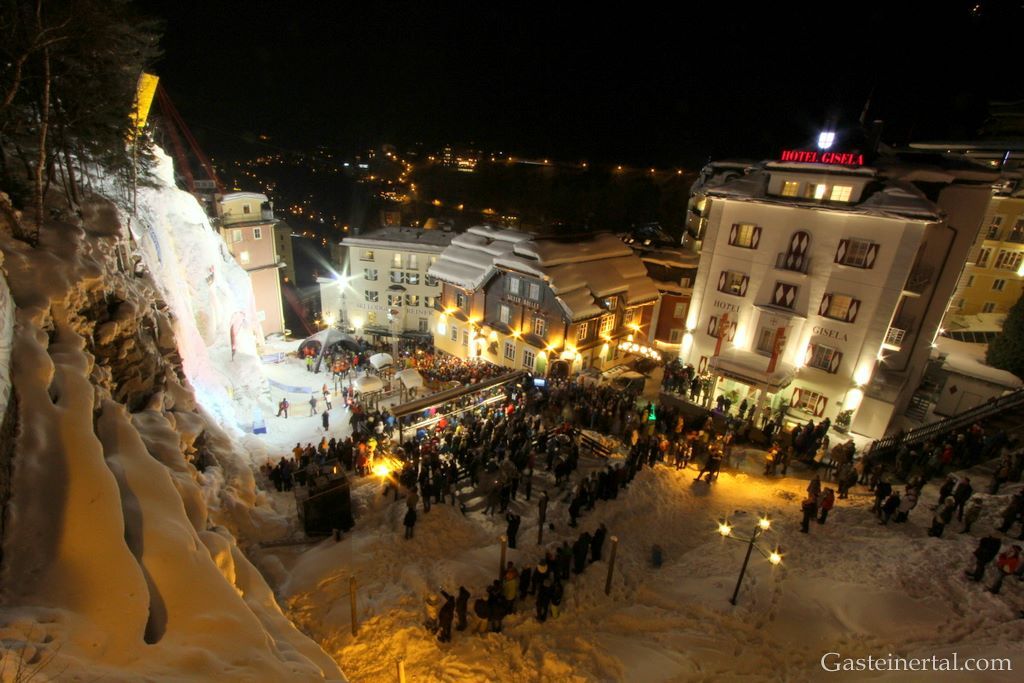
[
  {"xmin": 396, "ymin": 368, "xmax": 424, "ymax": 389},
  {"xmin": 392, "ymin": 370, "xmax": 526, "ymax": 419},
  {"xmin": 370, "ymin": 352, "xmax": 394, "ymax": 370},
  {"xmin": 352, "ymin": 375, "xmax": 384, "ymax": 394},
  {"xmin": 708, "ymin": 349, "xmax": 794, "ymax": 390}
]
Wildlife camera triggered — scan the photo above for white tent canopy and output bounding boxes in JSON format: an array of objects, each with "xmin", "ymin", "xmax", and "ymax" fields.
[
  {"xmin": 369, "ymin": 352, "xmax": 394, "ymax": 370},
  {"xmin": 352, "ymin": 375, "xmax": 384, "ymax": 394},
  {"xmin": 395, "ymin": 368, "xmax": 424, "ymax": 389}
]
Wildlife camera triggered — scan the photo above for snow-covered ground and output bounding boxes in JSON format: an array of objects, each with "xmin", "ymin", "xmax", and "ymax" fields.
[{"xmin": 253, "ymin": 426, "xmax": 1024, "ymax": 682}]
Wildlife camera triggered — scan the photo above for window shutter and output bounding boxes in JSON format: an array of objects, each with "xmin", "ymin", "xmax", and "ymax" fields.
[
  {"xmin": 829, "ymin": 351, "xmax": 843, "ymax": 374},
  {"xmin": 718, "ymin": 271, "xmax": 727, "ymax": 292},
  {"xmin": 789, "ymin": 231, "xmax": 809, "ymax": 256},
  {"xmin": 772, "ymin": 283, "xmax": 797, "ymax": 308},
  {"xmin": 751, "ymin": 226, "xmax": 762, "ymax": 248},
  {"xmin": 804, "ymin": 344, "xmax": 815, "ymax": 366},
  {"xmin": 727, "ymin": 322, "xmax": 737, "ymax": 341},
  {"xmin": 865, "ymin": 243, "xmax": 879, "ymax": 268},
  {"xmin": 790, "ymin": 388, "xmax": 802, "ymax": 407},
  {"xmin": 814, "ymin": 395, "xmax": 828, "ymax": 417},
  {"xmin": 845, "ymin": 299, "xmax": 861, "ymax": 323},
  {"xmin": 729, "ymin": 224, "xmax": 738, "ymax": 245},
  {"xmin": 834, "ymin": 239, "xmax": 849, "ymax": 264},
  {"xmin": 819, "ymin": 294, "xmax": 832, "ymax": 316},
  {"xmin": 739, "ymin": 275, "xmax": 749, "ymax": 296},
  {"xmin": 707, "ymin": 316, "xmax": 718, "ymax": 337},
  {"xmin": 698, "ymin": 356, "xmax": 708, "ymax": 373}
]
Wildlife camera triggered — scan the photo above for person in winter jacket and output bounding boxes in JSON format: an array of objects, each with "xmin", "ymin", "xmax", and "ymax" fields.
[
  {"xmin": 807, "ymin": 475, "xmax": 822, "ymax": 500},
  {"xmin": 403, "ymin": 508, "xmax": 417, "ymax": 539},
  {"xmin": 573, "ymin": 532, "xmax": 591, "ymax": 574},
  {"xmin": 322, "ymin": 410, "xmax": 330, "ymax": 431},
  {"xmin": 817, "ymin": 488, "xmax": 835, "ymax": 524},
  {"xmin": 800, "ymin": 495, "xmax": 818, "ymax": 533},
  {"xmin": 532, "ymin": 560, "xmax": 549, "ymax": 595},
  {"xmin": 535, "ymin": 574, "xmax": 552, "ymax": 622},
  {"xmin": 308, "ymin": 393, "xmax": 318, "ymax": 415},
  {"xmin": 437, "ymin": 590, "xmax": 455, "ymax": 642},
  {"xmin": 506, "ymin": 512, "xmax": 522, "ymax": 550},
  {"xmin": 501, "ymin": 562, "xmax": 520, "ymax": 613},
  {"xmin": 966, "ymin": 536, "xmax": 1002, "ymax": 582},
  {"xmin": 895, "ymin": 485, "xmax": 919, "ymax": 523},
  {"xmin": 872, "ymin": 480, "xmax": 892, "ymax": 517},
  {"xmin": 518, "ymin": 566, "xmax": 533, "ymax": 601},
  {"xmin": 486, "ymin": 581, "xmax": 505, "ymax": 633},
  {"xmin": 591, "ymin": 523, "xmax": 607, "ymax": 563},
  {"xmin": 550, "ymin": 577, "xmax": 564, "ymax": 618},
  {"xmin": 556, "ymin": 542, "xmax": 572, "ymax": 581},
  {"xmin": 879, "ymin": 491, "xmax": 901, "ymax": 525},
  {"xmin": 455, "ymin": 586, "xmax": 470, "ymax": 631},
  {"xmin": 276, "ymin": 398, "xmax": 289, "ymax": 418},
  {"xmin": 937, "ymin": 476, "xmax": 956, "ymax": 508},
  {"xmin": 952, "ymin": 477, "xmax": 974, "ymax": 521},
  {"xmin": 988, "ymin": 545, "xmax": 1022, "ymax": 594},
  {"xmin": 928, "ymin": 498, "xmax": 956, "ymax": 537},
  {"xmin": 424, "ymin": 593, "xmax": 441, "ymax": 634},
  {"xmin": 960, "ymin": 498, "xmax": 983, "ymax": 534}
]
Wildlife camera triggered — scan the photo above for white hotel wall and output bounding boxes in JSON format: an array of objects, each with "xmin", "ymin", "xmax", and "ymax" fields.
[{"xmin": 686, "ymin": 198, "xmax": 929, "ymax": 429}]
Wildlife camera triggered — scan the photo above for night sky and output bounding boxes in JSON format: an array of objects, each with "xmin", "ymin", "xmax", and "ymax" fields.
[{"xmin": 139, "ymin": 0, "xmax": 1024, "ymax": 166}]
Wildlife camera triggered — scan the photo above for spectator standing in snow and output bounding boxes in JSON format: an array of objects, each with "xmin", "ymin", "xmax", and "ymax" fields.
[
  {"xmin": 437, "ymin": 590, "xmax": 455, "ymax": 642},
  {"xmin": 276, "ymin": 397, "xmax": 289, "ymax": 418},
  {"xmin": 424, "ymin": 593, "xmax": 441, "ymax": 635},
  {"xmin": 322, "ymin": 384, "xmax": 332, "ymax": 410},
  {"xmin": 966, "ymin": 536, "xmax": 1002, "ymax": 582},
  {"xmin": 321, "ymin": 410, "xmax": 329, "ymax": 432},
  {"xmin": 591, "ymin": 523, "xmax": 607, "ymax": 563},
  {"xmin": 800, "ymin": 494, "xmax": 817, "ymax": 533},
  {"xmin": 308, "ymin": 393, "xmax": 318, "ymax": 416},
  {"xmin": 952, "ymin": 477, "xmax": 974, "ymax": 521},
  {"xmin": 960, "ymin": 499, "xmax": 983, "ymax": 534},
  {"xmin": 506, "ymin": 512, "xmax": 522, "ymax": 550},
  {"xmin": 817, "ymin": 488, "xmax": 835, "ymax": 524},
  {"xmin": 928, "ymin": 498, "xmax": 956, "ymax": 537},
  {"xmin": 455, "ymin": 586, "xmax": 470, "ymax": 631},
  {"xmin": 988, "ymin": 545, "xmax": 1022, "ymax": 594},
  {"xmin": 403, "ymin": 507, "xmax": 417, "ymax": 539}
]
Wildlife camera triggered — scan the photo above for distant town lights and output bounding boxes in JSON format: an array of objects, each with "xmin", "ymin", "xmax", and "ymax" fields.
[{"xmin": 817, "ymin": 131, "xmax": 836, "ymax": 150}]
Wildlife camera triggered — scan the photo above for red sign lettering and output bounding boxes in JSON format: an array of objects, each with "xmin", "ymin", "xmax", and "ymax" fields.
[{"xmin": 779, "ymin": 149, "xmax": 864, "ymax": 166}]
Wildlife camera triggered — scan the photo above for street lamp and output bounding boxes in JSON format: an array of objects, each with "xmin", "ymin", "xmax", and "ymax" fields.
[{"xmin": 717, "ymin": 513, "xmax": 784, "ymax": 605}]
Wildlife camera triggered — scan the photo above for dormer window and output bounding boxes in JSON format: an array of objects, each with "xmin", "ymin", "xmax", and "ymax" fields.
[{"xmin": 603, "ymin": 297, "xmax": 617, "ymax": 310}]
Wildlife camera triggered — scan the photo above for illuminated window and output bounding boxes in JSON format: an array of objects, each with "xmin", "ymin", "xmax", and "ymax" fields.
[
  {"xmin": 529, "ymin": 282, "xmax": 541, "ymax": 301},
  {"xmin": 504, "ymin": 341, "xmax": 516, "ymax": 360},
  {"xmin": 456, "ymin": 292, "xmax": 467, "ymax": 309},
  {"xmin": 232, "ymin": 229, "xmax": 243, "ymax": 243},
  {"xmin": 361, "ymin": 249, "xmax": 374, "ymax": 261},
  {"xmin": 508, "ymin": 277, "xmax": 521, "ymax": 295},
  {"xmin": 387, "ymin": 294, "xmax": 403, "ymax": 306},
  {"xmin": 364, "ymin": 268, "xmax": 378, "ymax": 281},
  {"xmin": 823, "ymin": 294, "xmax": 853, "ymax": 320},
  {"xmin": 390, "ymin": 271, "xmax": 405, "ymax": 284},
  {"xmin": 522, "ymin": 349, "xmax": 535, "ymax": 370},
  {"xmin": 534, "ymin": 316, "xmax": 546, "ymax": 338},
  {"xmin": 499, "ymin": 304, "xmax": 511, "ymax": 324},
  {"xmin": 804, "ymin": 183, "xmax": 827, "ymax": 200},
  {"xmin": 797, "ymin": 389, "xmax": 825, "ymax": 413},
  {"xmin": 994, "ymin": 250, "xmax": 1023, "ymax": 271},
  {"xmin": 405, "ymin": 294, "xmax": 420, "ymax": 306},
  {"xmin": 729, "ymin": 223, "xmax": 759, "ymax": 248},
  {"xmin": 755, "ymin": 327, "xmax": 775, "ymax": 355},
  {"xmin": 392, "ymin": 253, "xmax": 402, "ymax": 268},
  {"xmin": 976, "ymin": 247, "xmax": 991, "ymax": 267},
  {"xmin": 239, "ymin": 250, "xmax": 250, "ymax": 265},
  {"xmin": 839, "ymin": 238, "xmax": 874, "ymax": 268},
  {"xmin": 462, "ymin": 330, "xmax": 469, "ymax": 346},
  {"xmin": 450, "ymin": 325, "xmax": 458, "ymax": 341},
  {"xmin": 577, "ymin": 321, "xmax": 589, "ymax": 341},
  {"xmin": 367, "ymin": 312, "xmax": 377, "ymax": 324},
  {"xmin": 673, "ymin": 302, "xmax": 687, "ymax": 318},
  {"xmin": 781, "ymin": 181, "xmax": 800, "ymax": 197},
  {"xmin": 407, "ymin": 254, "xmax": 419, "ymax": 270},
  {"xmin": 406, "ymin": 272, "xmax": 420, "ymax": 285},
  {"xmin": 599, "ymin": 315, "xmax": 614, "ymax": 336},
  {"xmin": 718, "ymin": 270, "xmax": 748, "ymax": 296},
  {"xmin": 987, "ymin": 216, "xmax": 1004, "ymax": 240},
  {"xmin": 807, "ymin": 344, "xmax": 840, "ymax": 372},
  {"xmin": 829, "ymin": 185, "xmax": 852, "ymax": 202}
]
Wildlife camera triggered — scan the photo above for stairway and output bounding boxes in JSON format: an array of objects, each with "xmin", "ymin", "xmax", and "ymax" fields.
[{"xmin": 904, "ymin": 391, "xmax": 931, "ymax": 422}]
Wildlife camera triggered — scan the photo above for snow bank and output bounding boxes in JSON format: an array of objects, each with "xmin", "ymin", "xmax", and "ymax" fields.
[{"xmin": 0, "ymin": 157, "xmax": 343, "ymax": 680}]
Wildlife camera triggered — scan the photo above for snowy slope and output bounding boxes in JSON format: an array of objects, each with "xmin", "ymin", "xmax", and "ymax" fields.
[{"xmin": 0, "ymin": 160, "xmax": 343, "ymax": 680}]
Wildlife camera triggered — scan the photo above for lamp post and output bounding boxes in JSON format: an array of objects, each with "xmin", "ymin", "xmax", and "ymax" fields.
[{"xmin": 717, "ymin": 514, "xmax": 783, "ymax": 605}]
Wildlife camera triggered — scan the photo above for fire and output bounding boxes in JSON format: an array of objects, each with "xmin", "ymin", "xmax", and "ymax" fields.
[{"xmin": 372, "ymin": 455, "xmax": 403, "ymax": 478}]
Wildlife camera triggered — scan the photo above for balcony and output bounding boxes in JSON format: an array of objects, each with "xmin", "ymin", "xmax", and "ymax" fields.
[
  {"xmin": 883, "ymin": 327, "xmax": 906, "ymax": 350},
  {"xmin": 775, "ymin": 252, "xmax": 810, "ymax": 274},
  {"xmin": 902, "ymin": 264, "xmax": 934, "ymax": 295},
  {"xmin": 1006, "ymin": 230, "xmax": 1024, "ymax": 244}
]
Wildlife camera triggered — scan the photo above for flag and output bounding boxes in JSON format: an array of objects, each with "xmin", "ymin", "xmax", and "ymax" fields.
[
  {"xmin": 713, "ymin": 313, "xmax": 730, "ymax": 357},
  {"xmin": 767, "ymin": 327, "xmax": 787, "ymax": 373}
]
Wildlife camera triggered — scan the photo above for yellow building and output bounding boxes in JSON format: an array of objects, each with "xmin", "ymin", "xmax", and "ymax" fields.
[{"xmin": 950, "ymin": 190, "xmax": 1024, "ymax": 317}]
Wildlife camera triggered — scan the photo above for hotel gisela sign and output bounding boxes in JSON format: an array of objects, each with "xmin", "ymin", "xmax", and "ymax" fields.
[{"xmin": 779, "ymin": 150, "xmax": 864, "ymax": 166}]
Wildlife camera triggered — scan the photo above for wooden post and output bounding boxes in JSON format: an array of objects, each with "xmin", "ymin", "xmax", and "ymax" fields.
[
  {"xmin": 604, "ymin": 536, "xmax": 619, "ymax": 596},
  {"xmin": 499, "ymin": 534, "xmax": 508, "ymax": 578},
  {"xmin": 350, "ymin": 576, "xmax": 358, "ymax": 636},
  {"xmin": 537, "ymin": 493, "xmax": 548, "ymax": 545},
  {"xmin": 396, "ymin": 658, "xmax": 406, "ymax": 683}
]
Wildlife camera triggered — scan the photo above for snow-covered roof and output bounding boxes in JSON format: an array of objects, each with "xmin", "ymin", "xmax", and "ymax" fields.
[
  {"xmin": 935, "ymin": 338, "xmax": 1023, "ymax": 388},
  {"xmin": 342, "ymin": 227, "xmax": 453, "ymax": 252},
  {"xmin": 429, "ymin": 228, "xmax": 660, "ymax": 321}
]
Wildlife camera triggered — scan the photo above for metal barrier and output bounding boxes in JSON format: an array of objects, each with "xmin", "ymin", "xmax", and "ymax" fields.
[{"xmin": 869, "ymin": 387, "xmax": 1024, "ymax": 454}]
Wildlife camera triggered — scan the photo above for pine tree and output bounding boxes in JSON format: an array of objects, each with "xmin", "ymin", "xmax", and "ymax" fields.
[{"xmin": 986, "ymin": 293, "xmax": 1024, "ymax": 380}]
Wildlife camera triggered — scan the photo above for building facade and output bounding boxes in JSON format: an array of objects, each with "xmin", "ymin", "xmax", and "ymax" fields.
[
  {"xmin": 948, "ymin": 186, "xmax": 1024, "ymax": 318},
  {"xmin": 217, "ymin": 192, "xmax": 286, "ymax": 336},
  {"xmin": 429, "ymin": 227, "xmax": 659, "ymax": 377},
  {"xmin": 319, "ymin": 227, "xmax": 453, "ymax": 338},
  {"xmin": 684, "ymin": 156, "xmax": 995, "ymax": 438}
]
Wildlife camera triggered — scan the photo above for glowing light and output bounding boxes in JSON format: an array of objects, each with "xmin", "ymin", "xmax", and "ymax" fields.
[
  {"xmin": 817, "ymin": 131, "xmax": 836, "ymax": 150},
  {"xmin": 352, "ymin": 317, "xmax": 363, "ymax": 330},
  {"xmin": 845, "ymin": 387, "xmax": 864, "ymax": 411},
  {"xmin": 769, "ymin": 549, "xmax": 783, "ymax": 565},
  {"xmin": 323, "ymin": 312, "xmax": 335, "ymax": 327},
  {"xmin": 682, "ymin": 331, "xmax": 694, "ymax": 354},
  {"xmin": 854, "ymin": 362, "xmax": 872, "ymax": 386},
  {"xmin": 758, "ymin": 517, "xmax": 771, "ymax": 531},
  {"xmin": 718, "ymin": 522, "xmax": 732, "ymax": 537}
]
